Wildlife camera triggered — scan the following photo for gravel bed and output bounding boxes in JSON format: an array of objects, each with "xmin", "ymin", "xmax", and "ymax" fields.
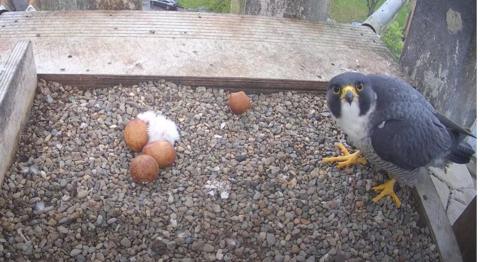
[{"xmin": 0, "ymin": 80, "xmax": 439, "ymax": 261}]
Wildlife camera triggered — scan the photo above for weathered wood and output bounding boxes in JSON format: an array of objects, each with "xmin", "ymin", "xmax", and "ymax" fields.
[
  {"xmin": 27, "ymin": 0, "xmax": 40, "ymax": 11},
  {"xmin": 0, "ymin": 41, "xmax": 37, "ymax": 186},
  {"xmin": 0, "ymin": 11, "xmax": 402, "ymax": 91},
  {"xmin": 402, "ymin": 2, "xmax": 476, "ymax": 260},
  {"xmin": 415, "ymin": 170, "xmax": 463, "ymax": 262},
  {"xmin": 11, "ymin": 0, "xmax": 142, "ymax": 11},
  {"xmin": 24, "ymin": 0, "xmax": 142, "ymax": 10},
  {"xmin": 242, "ymin": 0, "xmax": 330, "ymax": 22},
  {"xmin": 400, "ymin": 0, "xmax": 476, "ymax": 128},
  {"xmin": 0, "ymin": 0, "xmax": 14, "ymax": 10},
  {"xmin": 452, "ymin": 197, "xmax": 476, "ymax": 262},
  {"xmin": 38, "ymin": 74, "xmax": 326, "ymax": 93}
]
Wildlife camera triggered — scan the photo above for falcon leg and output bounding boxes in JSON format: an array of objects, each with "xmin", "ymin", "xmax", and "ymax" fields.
[
  {"xmin": 372, "ymin": 178, "xmax": 401, "ymax": 208},
  {"xmin": 322, "ymin": 143, "xmax": 367, "ymax": 169}
]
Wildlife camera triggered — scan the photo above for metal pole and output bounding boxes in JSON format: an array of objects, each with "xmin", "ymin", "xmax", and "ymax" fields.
[{"xmin": 363, "ymin": 0, "xmax": 406, "ymax": 33}]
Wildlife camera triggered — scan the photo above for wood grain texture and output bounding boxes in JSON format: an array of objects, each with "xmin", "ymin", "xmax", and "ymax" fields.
[
  {"xmin": 400, "ymin": 0, "xmax": 476, "ymax": 127},
  {"xmin": 243, "ymin": 0, "xmax": 329, "ymax": 22},
  {"xmin": 415, "ymin": 170, "xmax": 463, "ymax": 262},
  {"xmin": 32, "ymin": 0, "xmax": 142, "ymax": 10},
  {"xmin": 38, "ymin": 74, "xmax": 327, "ymax": 93},
  {"xmin": 0, "ymin": 40, "xmax": 37, "ymax": 186},
  {"xmin": 0, "ymin": 11, "xmax": 402, "ymax": 90},
  {"xmin": 0, "ymin": 0, "xmax": 14, "ymax": 10}
]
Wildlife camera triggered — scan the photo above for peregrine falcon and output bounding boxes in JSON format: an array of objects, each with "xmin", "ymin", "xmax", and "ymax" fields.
[{"xmin": 322, "ymin": 72, "xmax": 475, "ymax": 207}]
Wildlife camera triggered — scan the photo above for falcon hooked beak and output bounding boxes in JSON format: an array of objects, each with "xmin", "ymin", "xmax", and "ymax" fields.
[{"xmin": 340, "ymin": 85, "xmax": 358, "ymax": 105}]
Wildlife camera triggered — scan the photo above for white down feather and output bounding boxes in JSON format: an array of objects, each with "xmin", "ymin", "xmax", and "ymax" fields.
[{"xmin": 137, "ymin": 111, "xmax": 180, "ymax": 145}]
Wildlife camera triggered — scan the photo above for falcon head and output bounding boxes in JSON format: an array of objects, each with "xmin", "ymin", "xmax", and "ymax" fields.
[{"xmin": 326, "ymin": 72, "xmax": 376, "ymax": 118}]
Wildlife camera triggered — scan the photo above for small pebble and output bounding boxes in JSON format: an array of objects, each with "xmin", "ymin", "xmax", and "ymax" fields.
[
  {"xmin": 46, "ymin": 95, "xmax": 54, "ymax": 104},
  {"xmin": 70, "ymin": 249, "xmax": 82, "ymax": 257},
  {"xmin": 120, "ymin": 237, "xmax": 131, "ymax": 248},
  {"xmin": 77, "ymin": 190, "xmax": 88, "ymax": 199},
  {"xmin": 203, "ymin": 243, "xmax": 215, "ymax": 252},
  {"xmin": 96, "ymin": 215, "xmax": 103, "ymax": 225},
  {"xmin": 266, "ymin": 233, "xmax": 276, "ymax": 246}
]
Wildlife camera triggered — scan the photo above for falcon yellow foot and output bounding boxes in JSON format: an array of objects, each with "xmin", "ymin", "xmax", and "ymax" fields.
[
  {"xmin": 322, "ymin": 143, "xmax": 367, "ymax": 169},
  {"xmin": 372, "ymin": 178, "xmax": 401, "ymax": 208}
]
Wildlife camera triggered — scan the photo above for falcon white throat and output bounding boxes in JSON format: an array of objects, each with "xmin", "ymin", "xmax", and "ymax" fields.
[{"xmin": 336, "ymin": 99, "xmax": 372, "ymax": 145}]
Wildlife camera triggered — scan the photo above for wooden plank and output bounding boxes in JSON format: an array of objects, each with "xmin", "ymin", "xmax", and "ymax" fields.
[
  {"xmin": 415, "ymin": 170, "xmax": 463, "ymax": 262},
  {"xmin": 0, "ymin": 40, "xmax": 37, "ymax": 186},
  {"xmin": 0, "ymin": 0, "xmax": 14, "ymax": 11},
  {"xmin": 452, "ymin": 197, "xmax": 476, "ymax": 262},
  {"xmin": 242, "ymin": 0, "xmax": 330, "ymax": 22},
  {"xmin": 38, "ymin": 74, "xmax": 327, "ymax": 93},
  {"xmin": 400, "ymin": 0, "xmax": 476, "ymax": 127},
  {"xmin": 33, "ymin": 0, "xmax": 142, "ymax": 10},
  {"xmin": 9, "ymin": 0, "xmax": 25, "ymax": 11},
  {"xmin": 0, "ymin": 11, "xmax": 403, "ymax": 90}
]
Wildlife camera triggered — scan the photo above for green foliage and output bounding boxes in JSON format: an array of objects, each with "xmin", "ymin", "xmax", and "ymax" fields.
[
  {"xmin": 381, "ymin": 1, "xmax": 411, "ymax": 59},
  {"xmin": 392, "ymin": 0, "xmax": 411, "ymax": 25},
  {"xmin": 329, "ymin": 0, "xmax": 370, "ymax": 23},
  {"xmin": 381, "ymin": 21, "xmax": 404, "ymax": 58},
  {"xmin": 178, "ymin": 0, "xmax": 231, "ymax": 12},
  {"xmin": 366, "ymin": 0, "xmax": 380, "ymax": 16}
]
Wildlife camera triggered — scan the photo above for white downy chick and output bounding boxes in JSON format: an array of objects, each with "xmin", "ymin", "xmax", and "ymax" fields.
[{"xmin": 137, "ymin": 111, "xmax": 180, "ymax": 145}]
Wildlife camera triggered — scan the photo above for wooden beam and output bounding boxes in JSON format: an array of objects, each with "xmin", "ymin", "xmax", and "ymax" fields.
[
  {"xmin": 0, "ymin": 41, "xmax": 37, "ymax": 186},
  {"xmin": 0, "ymin": 11, "xmax": 403, "ymax": 90},
  {"xmin": 452, "ymin": 196, "xmax": 476, "ymax": 262},
  {"xmin": 38, "ymin": 74, "xmax": 327, "ymax": 93},
  {"xmin": 30, "ymin": 0, "xmax": 142, "ymax": 10},
  {"xmin": 0, "ymin": 0, "xmax": 14, "ymax": 10},
  {"xmin": 400, "ymin": 0, "xmax": 476, "ymax": 127},
  {"xmin": 415, "ymin": 170, "xmax": 463, "ymax": 262},
  {"xmin": 242, "ymin": 0, "xmax": 330, "ymax": 22}
]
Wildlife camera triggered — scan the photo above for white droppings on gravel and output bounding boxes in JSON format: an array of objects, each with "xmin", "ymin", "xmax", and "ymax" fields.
[
  {"xmin": 220, "ymin": 191, "xmax": 229, "ymax": 199},
  {"xmin": 204, "ymin": 179, "xmax": 231, "ymax": 199},
  {"xmin": 0, "ymin": 80, "xmax": 440, "ymax": 261}
]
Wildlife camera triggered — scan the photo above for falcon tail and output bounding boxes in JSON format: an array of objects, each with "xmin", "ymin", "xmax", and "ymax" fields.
[
  {"xmin": 447, "ymin": 141, "xmax": 475, "ymax": 164},
  {"xmin": 434, "ymin": 112, "xmax": 476, "ymax": 138},
  {"xmin": 434, "ymin": 112, "xmax": 475, "ymax": 164}
]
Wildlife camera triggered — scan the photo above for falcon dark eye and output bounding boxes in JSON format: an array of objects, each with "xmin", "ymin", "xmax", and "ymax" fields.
[
  {"xmin": 355, "ymin": 82, "xmax": 364, "ymax": 91},
  {"xmin": 332, "ymin": 85, "xmax": 340, "ymax": 94}
]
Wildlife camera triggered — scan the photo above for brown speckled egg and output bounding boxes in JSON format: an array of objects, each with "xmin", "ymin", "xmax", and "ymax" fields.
[
  {"xmin": 130, "ymin": 155, "xmax": 159, "ymax": 183},
  {"xmin": 143, "ymin": 140, "xmax": 176, "ymax": 168},
  {"xmin": 124, "ymin": 119, "xmax": 148, "ymax": 152},
  {"xmin": 228, "ymin": 91, "xmax": 251, "ymax": 114}
]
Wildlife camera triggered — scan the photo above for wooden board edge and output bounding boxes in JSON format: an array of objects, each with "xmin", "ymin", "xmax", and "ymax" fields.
[
  {"xmin": 414, "ymin": 169, "xmax": 463, "ymax": 262},
  {"xmin": 37, "ymin": 74, "xmax": 328, "ymax": 94},
  {"xmin": 452, "ymin": 196, "xmax": 476, "ymax": 262},
  {"xmin": 0, "ymin": 40, "xmax": 37, "ymax": 186}
]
